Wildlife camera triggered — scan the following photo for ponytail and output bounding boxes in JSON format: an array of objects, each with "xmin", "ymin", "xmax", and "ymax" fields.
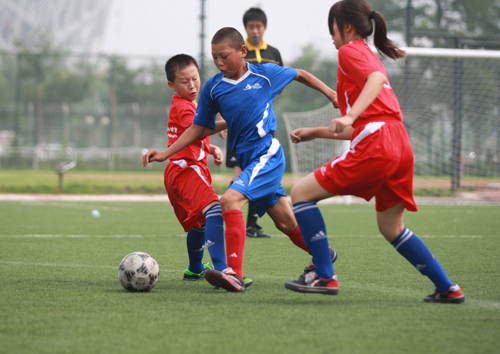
[
  {"xmin": 328, "ymin": 0, "xmax": 406, "ymax": 61},
  {"xmin": 371, "ymin": 11, "xmax": 406, "ymax": 60}
]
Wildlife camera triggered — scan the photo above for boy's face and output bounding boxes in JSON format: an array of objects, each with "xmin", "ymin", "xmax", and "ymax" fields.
[
  {"xmin": 245, "ymin": 20, "xmax": 266, "ymax": 43},
  {"xmin": 212, "ymin": 40, "xmax": 247, "ymax": 80},
  {"xmin": 167, "ymin": 64, "xmax": 200, "ymax": 102}
]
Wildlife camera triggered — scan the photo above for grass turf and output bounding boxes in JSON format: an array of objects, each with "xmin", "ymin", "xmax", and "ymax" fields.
[{"xmin": 0, "ymin": 201, "xmax": 499, "ymax": 354}]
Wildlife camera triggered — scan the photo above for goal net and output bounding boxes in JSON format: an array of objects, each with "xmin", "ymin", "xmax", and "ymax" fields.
[{"xmin": 282, "ymin": 47, "xmax": 500, "ymax": 192}]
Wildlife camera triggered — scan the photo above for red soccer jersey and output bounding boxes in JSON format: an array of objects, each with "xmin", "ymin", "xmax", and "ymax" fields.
[
  {"xmin": 337, "ymin": 38, "xmax": 402, "ymax": 121},
  {"xmin": 167, "ymin": 94, "xmax": 210, "ymax": 163}
]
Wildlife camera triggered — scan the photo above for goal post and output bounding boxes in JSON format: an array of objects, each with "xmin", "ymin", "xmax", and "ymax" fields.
[{"xmin": 282, "ymin": 47, "xmax": 500, "ymax": 193}]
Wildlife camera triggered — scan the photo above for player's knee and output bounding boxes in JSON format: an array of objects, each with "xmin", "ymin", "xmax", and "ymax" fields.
[
  {"xmin": 378, "ymin": 223, "xmax": 405, "ymax": 242},
  {"xmin": 273, "ymin": 219, "xmax": 297, "ymax": 234},
  {"xmin": 219, "ymin": 193, "xmax": 241, "ymax": 211},
  {"xmin": 219, "ymin": 196, "xmax": 230, "ymax": 211},
  {"xmin": 290, "ymin": 184, "xmax": 303, "ymax": 204}
]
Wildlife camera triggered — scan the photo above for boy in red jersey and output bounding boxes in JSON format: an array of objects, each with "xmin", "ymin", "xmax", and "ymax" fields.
[
  {"xmin": 161, "ymin": 54, "xmax": 251, "ymax": 285},
  {"xmin": 285, "ymin": 0, "xmax": 464, "ymax": 303}
]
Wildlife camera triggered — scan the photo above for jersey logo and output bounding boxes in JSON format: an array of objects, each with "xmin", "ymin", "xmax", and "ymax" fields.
[
  {"xmin": 383, "ymin": 82, "xmax": 392, "ymax": 89},
  {"xmin": 244, "ymin": 83, "xmax": 263, "ymax": 90},
  {"xmin": 233, "ymin": 179, "xmax": 245, "ymax": 187}
]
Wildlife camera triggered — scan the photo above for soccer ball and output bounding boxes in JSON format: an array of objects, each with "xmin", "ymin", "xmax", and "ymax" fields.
[{"xmin": 118, "ymin": 252, "xmax": 160, "ymax": 292}]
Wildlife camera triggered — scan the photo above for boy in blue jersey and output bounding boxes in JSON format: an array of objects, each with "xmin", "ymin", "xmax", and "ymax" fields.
[{"xmin": 142, "ymin": 27, "xmax": 338, "ymax": 293}]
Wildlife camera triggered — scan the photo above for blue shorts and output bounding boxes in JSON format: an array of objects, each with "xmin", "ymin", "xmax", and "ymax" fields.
[{"xmin": 230, "ymin": 137, "xmax": 286, "ymax": 217}]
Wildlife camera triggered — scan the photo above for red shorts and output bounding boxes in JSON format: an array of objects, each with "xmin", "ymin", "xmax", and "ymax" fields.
[
  {"xmin": 164, "ymin": 160, "xmax": 219, "ymax": 232},
  {"xmin": 314, "ymin": 117, "xmax": 418, "ymax": 212}
]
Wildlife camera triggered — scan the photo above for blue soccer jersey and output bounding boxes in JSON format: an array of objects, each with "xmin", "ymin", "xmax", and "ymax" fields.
[
  {"xmin": 194, "ymin": 63, "xmax": 297, "ymax": 153},
  {"xmin": 193, "ymin": 63, "xmax": 297, "ymax": 215}
]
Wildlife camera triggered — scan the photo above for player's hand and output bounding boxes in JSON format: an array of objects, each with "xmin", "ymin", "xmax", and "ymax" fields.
[
  {"xmin": 210, "ymin": 145, "xmax": 224, "ymax": 166},
  {"xmin": 142, "ymin": 149, "xmax": 165, "ymax": 167},
  {"xmin": 328, "ymin": 115, "xmax": 355, "ymax": 136},
  {"xmin": 330, "ymin": 90, "xmax": 339, "ymax": 108},
  {"xmin": 290, "ymin": 128, "xmax": 317, "ymax": 144}
]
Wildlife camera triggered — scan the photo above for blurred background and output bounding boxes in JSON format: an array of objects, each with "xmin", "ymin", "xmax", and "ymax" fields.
[{"xmin": 0, "ymin": 0, "xmax": 499, "ymax": 194}]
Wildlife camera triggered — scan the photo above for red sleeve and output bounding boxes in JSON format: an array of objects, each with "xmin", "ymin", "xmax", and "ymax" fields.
[
  {"xmin": 176, "ymin": 101, "xmax": 196, "ymax": 131},
  {"xmin": 338, "ymin": 45, "xmax": 380, "ymax": 88}
]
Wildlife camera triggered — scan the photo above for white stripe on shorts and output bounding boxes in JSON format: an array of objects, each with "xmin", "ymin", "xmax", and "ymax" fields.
[
  {"xmin": 330, "ymin": 122, "xmax": 385, "ymax": 169},
  {"xmin": 249, "ymin": 138, "xmax": 280, "ymax": 186},
  {"xmin": 173, "ymin": 159, "xmax": 210, "ymax": 187}
]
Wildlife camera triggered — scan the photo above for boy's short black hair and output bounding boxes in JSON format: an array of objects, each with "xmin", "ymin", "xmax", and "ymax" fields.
[
  {"xmin": 243, "ymin": 7, "xmax": 267, "ymax": 27},
  {"xmin": 211, "ymin": 27, "xmax": 244, "ymax": 50},
  {"xmin": 164, "ymin": 54, "xmax": 199, "ymax": 83}
]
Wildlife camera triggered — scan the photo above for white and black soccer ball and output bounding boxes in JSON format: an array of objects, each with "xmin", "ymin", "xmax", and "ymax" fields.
[{"xmin": 118, "ymin": 252, "xmax": 160, "ymax": 292}]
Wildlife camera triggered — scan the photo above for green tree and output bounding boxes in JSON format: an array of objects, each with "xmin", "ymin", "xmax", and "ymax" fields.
[{"xmin": 370, "ymin": 0, "xmax": 500, "ymax": 47}]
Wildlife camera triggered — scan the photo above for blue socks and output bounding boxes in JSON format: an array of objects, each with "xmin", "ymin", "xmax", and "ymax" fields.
[
  {"xmin": 204, "ymin": 204, "xmax": 227, "ymax": 271},
  {"xmin": 293, "ymin": 201, "xmax": 334, "ymax": 279},
  {"xmin": 391, "ymin": 228, "xmax": 454, "ymax": 293},
  {"xmin": 186, "ymin": 226, "xmax": 205, "ymax": 274}
]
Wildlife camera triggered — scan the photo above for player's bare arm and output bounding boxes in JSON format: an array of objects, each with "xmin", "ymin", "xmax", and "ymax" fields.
[
  {"xmin": 142, "ymin": 124, "xmax": 205, "ymax": 167},
  {"xmin": 199, "ymin": 119, "xmax": 228, "ymax": 138},
  {"xmin": 329, "ymin": 71, "xmax": 386, "ymax": 135},
  {"xmin": 215, "ymin": 113, "xmax": 227, "ymax": 139},
  {"xmin": 209, "ymin": 144, "xmax": 224, "ymax": 166},
  {"xmin": 290, "ymin": 126, "xmax": 353, "ymax": 144},
  {"xmin": 295, "ymin": 69, "xmax": 338, "ymax": 108}
]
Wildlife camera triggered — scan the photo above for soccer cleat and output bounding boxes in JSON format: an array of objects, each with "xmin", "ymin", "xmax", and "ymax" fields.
[
  {"xmin": 205, "ymin": 268, "xmax": 245, "ymax": 293},
  {"xmin": 213, "ymin": 276, "xmax": 253, "ymax": 290},
  {"xmin": 424, "ymin": 284, "xmax": 465, "ymax": 303},
  {"xmin": 246, "ymin": 225, "xmax": 271, "ymax": 238},
  {"xmin": 244, "ymin": 277, "xmax": 253, "ymax": 288},
  {"xmin": 297, "ymin": 247, "xmax": 338, "ymax": 285},
  {"xmin": 285, "ymin": 275, "xmax": 339, "ymax": 295},
  {"xmin": 182, "ymin": 262, "xmax": 213, "ymax": 281}
]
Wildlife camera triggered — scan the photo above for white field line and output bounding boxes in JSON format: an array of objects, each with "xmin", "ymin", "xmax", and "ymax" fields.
[
  {"xmin": 19, "ymin": 201, "xmax": 133, "ymax": 211},
  {"xmin": 0, "ymin": 234, "xmax": 483, "ymax": 238},
  {"xmin": 15, "ymin": 201, "xmax": 497, "ymax": 214},
  {"xmin": 0, "ymin": 234, "xmax": 187, "ymax": 238},
  {"xmin": 0, "ymin": 261, "xmax": 180, "ymax": 272},
  {"xmin": 1, "ymin": 193, "xmax": 500, "ymax": 205}
]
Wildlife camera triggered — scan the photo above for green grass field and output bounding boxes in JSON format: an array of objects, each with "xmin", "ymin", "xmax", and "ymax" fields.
[{"xmin": 1, "ymin": 201, "xmax": 499, "ymax": 354}]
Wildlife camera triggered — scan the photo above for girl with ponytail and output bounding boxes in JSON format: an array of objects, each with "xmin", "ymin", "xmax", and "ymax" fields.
[{"xmin": 285, "ymin": 0, "xmax": 465, "ymax": 303}]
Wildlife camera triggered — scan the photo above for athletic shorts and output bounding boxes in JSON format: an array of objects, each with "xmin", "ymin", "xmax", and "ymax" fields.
[
  {"xmin": 230, "ymin": 137, "xmax": 286, "ymax": 217},
  {"xmin": 314, "ymin": 117, "xmax": 418, "ymax": 212},
  {"xmin": 225, "ymin": 131, "xmax": 274, "ymax": 168},
  {"xmin": 164, "ymin": 160, "xmax": 220, "ymax": 232}
]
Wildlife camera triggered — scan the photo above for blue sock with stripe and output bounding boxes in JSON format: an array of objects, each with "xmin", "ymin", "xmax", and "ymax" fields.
[
  {"xmin": 293, "ymin": 201, "xmax": 334, "ymax": 279},
  {"xmin": 204, "ymin": 204, "xmax": 227, "ymax": 271},
  {"xmin": 186, "ymin": 226, "xmax": 205, "ymax": 274},
  {"xmin": 391, "ymin": 228, "xmax": 454, "ymax": 292}
]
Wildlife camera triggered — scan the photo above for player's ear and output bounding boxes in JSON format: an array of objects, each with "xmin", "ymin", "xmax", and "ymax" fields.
[
  {"xmin": 345, "ymin": 23, "xmax": 354, "ymax": 35},
  {"xmin": 240, "ymin": 45, "xmax": 248, "ymax": 57},
  {"xmin": 167, "ymin": 81, "xmax": 176, "ymax": 91}
]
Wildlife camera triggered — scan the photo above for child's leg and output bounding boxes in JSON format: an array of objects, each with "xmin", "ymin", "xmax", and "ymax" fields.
[
  {"xmin": 186, "ymin": 226, "xmax": 206, "ymax": 274},
  {"xmin": 289, "ymin": 174, "xmax": 336, "ymax": 280},
  {"xmin": 220, "ymin": 189, "xmax": 249, "ymax": 279},
  {"xmin": 378, "ymin": 203, "xmax": 454, "ymax": 293},
  {"xmin": 266, "ymin": 197, "xmax": 310, "ymax": 254},
  {"xmin": 203, "ymin": 202, "xmax": 227, "ymax": 271}
]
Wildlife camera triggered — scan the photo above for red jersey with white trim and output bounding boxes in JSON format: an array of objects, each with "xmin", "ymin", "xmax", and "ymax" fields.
[
  {"xmin": 167, "ymin": 94, "xmax": 210, "ymax": 164},
  {"xmin": 337, "ymin": 38, "xmax": 402, "ymax": 121}
]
